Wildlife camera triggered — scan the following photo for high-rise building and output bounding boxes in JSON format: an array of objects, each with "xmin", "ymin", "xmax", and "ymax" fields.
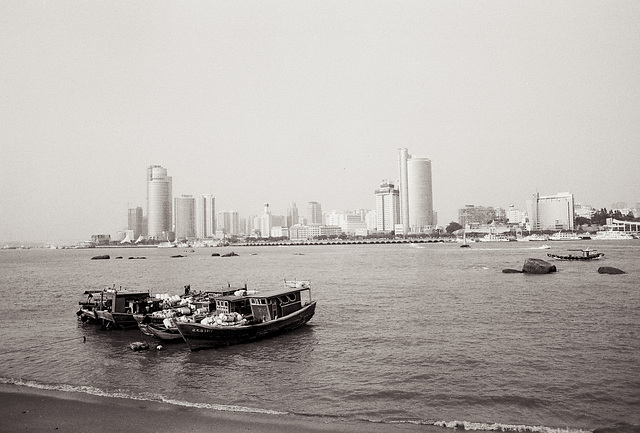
[
  {"xmin": 375, "ymin": 180, "xmax": 400, "ymax": 231},
  {"xmin": 147, "ymin": 165, "xmax": 173, "ymax": 239},
  {"xmin": 398, "ymin": 148, "xmax": 410, "ymax": 235},
  {"xmin": 217, "ymin": 211, "xmax": 240, "ymax": 236},
  {"xmin": 174, "ymin": 195, "xmax": 196, "ymax": 240},
  {"xmin": 260, "ymin": 203, "xmax": 272, "ymax": 238},
  {"xmin": 398, "ymin": 148, "xmax": 434, "ymax": 234},
  {"xmin": 197, "ymin": 194, "xmax": 216, "ymax": 239},
  {"xmin": 286, "ymin": 202, "xmax": 299, "ymax": 228},
  {"xmin": 307, "ymin": 201, "xmax": 322, "ymax": 225},
  {"xmin": 127, "ymin": 206, "xmax": 144, "ymax": 239},
  {"xmin": 527, "ymin": 192, "xmax": 575, "ymax": 231}
]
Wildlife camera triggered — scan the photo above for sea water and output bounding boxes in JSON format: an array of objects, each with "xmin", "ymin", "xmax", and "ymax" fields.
[{"xmin": 1, "ymin": 241, "xmax": 638, "ymax": 432}]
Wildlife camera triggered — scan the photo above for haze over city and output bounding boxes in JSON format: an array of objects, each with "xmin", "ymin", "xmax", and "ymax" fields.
[{"xmin": 2, "ymin": 1, "xmax": 639, "ymax": 244}]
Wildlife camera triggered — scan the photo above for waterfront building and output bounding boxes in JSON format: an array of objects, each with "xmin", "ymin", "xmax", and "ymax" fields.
[
  {"xmin": 340, "ymin": 214, "xmax": 367, "ymax": 235},
  {"xmin": 307, "ymin": 202, "xmax": 323, "ymax": 225},
  {"xmin": 308, "ymin": 224, "xmax": 341, "ymax": 239},
  {"xmin": 147, "ymin": 165, "xmax": 173, "ymax": 239},
  {"xmin": 506, "ymin": 205, "xmax": 526, "ymax": 226},
  {"xmin": 174, "ymin": 195, "xmax": 196, "ymax": 240},
  {"xmin": 270, "ymin": 226, "xmax": 289, "ymax": 238},
  {"xmin": 459, "ymin": 205, "xmax": 498, "ymax": 228},
  {"xmin": 527, "ymin": 192, "xmax": 575, "ymax": 231},
  {"xmin": 289, "ymin": 224, "xmax": 308, "ymax": 241},
  {"xmin": 127, "ymin": 206, "xmax": 144, "ymax": 238},
  {"xmin": 375, "ymin": 180, "xmax": 400, "ymax": 232},
  {"xmin": 197, "ymin": 194, "xmax": 216, "ymax": 239},
  {"xmin": 286, "ymin": 203, "xmax": 299, "ymax": 228},
  {"xmin": 603, "ymin": 218, "xmax": 640, "ymax": 233},
  {"xmin": 91, "ymin": 234, "xmax": 111, "ymax": 245},
  {"xmin": 398, "ymin": 148, "xmax": 434, "ymax": 234}
]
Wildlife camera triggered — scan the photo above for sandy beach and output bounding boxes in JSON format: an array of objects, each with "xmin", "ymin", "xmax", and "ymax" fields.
[{"xmin": 0, "ymin": 383, "xmax": 437, "ymax": 433}]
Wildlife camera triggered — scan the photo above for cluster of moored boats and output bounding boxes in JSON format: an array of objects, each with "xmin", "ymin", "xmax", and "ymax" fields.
[{"xmin": 76, "ymin": 280, "xmax": 316, "ymax": 351}]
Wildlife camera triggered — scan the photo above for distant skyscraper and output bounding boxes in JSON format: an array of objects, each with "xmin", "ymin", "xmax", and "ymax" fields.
[
  {"xmin": 307, "ymin": 201, "xmax": 322, "ymax": 225},
  {"xmin": 375, "ymin": 180, "xmax": 400, "ymax": 231},
  {"xmin": 174, "ymin": 195, "xmax": 196, "ymax": 240},
  {"xmin": 260, "ymin": 203, "xmax": 272, "ymax": 238},
  {"xmin": 398, "ymin": 148, "xmax": 434, "ymax": 234},
  {"xmin": 287, "ymin": 202, "xmax": 299, "ymax": 228},
  {"xmin": 527, "ymin": 192, "xmax": 575, "ymax": 231},
  {"xmin": 147, "ymin": 165, "xmax": 172, "ymax": 239},
  {"xmin": 197, "ymin": 194, "xmax": 216, "ymax": 239},
  {"xmin": 398, "ymin": 148, "xmax": 410, "ymax": 235},
  {"xmin": 217, "ymin": 211, "xmax": 240, "ymax": 236},
  {"xmin": 127, "ymin": 206, "xmax": 144, "ymax": 239}
]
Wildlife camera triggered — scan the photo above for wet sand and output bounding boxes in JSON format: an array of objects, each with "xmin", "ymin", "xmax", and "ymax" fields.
[{"xmin": 0, "ymin": 383, "xmax": 437, "ymax": 433}]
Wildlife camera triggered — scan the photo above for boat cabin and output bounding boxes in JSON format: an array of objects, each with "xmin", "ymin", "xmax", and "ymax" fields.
[
  {"xmin": 248, "ymin": 286, "xmax": 312, "ymax": 323},
  {"xmin": 94, "ymin": 289, "xmax": 150, "ymax": 314},
  {"xmin": 214, "ymin": 295, "xmax": 252, "ymax": 316}
]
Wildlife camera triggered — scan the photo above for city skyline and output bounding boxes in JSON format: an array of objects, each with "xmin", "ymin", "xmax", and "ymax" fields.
[{"xmin": 2, "ymin": 2, "xmax": 639, "ymax": 244}]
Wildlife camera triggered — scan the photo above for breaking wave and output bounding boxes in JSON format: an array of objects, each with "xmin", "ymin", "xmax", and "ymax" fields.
[
  {"xmin": 431, "ymin": 420, "xmax": 592, "ymax": 433},
  {"xmin": 0, "ymin": 377, "xmax": 287, "ymax": 415}
]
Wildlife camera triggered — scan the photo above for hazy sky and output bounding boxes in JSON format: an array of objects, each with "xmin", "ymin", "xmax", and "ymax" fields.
[{"xmin": 2, "ymin": 1, "xmax": 639, "ymax": 244}]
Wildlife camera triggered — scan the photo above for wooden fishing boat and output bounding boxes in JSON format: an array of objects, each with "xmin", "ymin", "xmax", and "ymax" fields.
[
  {"xmin": 547, "ymin": 249, "xmax": 604, "ymax": 261},
  {"xmin": 176, "ymin": 281, "xmax": 316, "ymax": 351},
  {"xmin": 77, "ymin": 287, "xmax": 151, "ymax": 329},
  {"xmin": 133, "ymin": 285, "xmax": 246, "ymax": 339},
  {"xmin": 145, "ymin": 322, "xmax": 184, "ymax": 342}
]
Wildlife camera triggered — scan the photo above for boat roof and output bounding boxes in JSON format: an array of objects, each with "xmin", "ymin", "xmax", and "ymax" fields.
[
  {"xmin": 103, "ymin": 290, "xmax": 150, "ymax": 297},
  {"xmin": 214, "ymin": 287, "xmax": 311, "ymax": 303},
  {"xmin": 246, "ymin": 287, "xmax": 311, "ymax": 300}
]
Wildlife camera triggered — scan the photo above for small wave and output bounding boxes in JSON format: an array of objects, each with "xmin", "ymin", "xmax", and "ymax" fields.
[
  {"xmin": 593, "ymin": 423, "xmax": 640, "ymax": 433},
  {"xmin": 0, "ymin": 377, "xmax": 287, "ymax": 416},
  {"xmin": 433, "ymin": 420, "xmax": 592, "ymax": 433}
]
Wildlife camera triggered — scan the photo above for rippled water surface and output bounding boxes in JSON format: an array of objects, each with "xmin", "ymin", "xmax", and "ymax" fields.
[{"xmin": 1, "ymin": 241, "xmax": 639, "ymax": 432}]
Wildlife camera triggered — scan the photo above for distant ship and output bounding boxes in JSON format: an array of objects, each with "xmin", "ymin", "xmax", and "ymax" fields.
[
  {"xmin": 548, "ymin": 231, "xmax": 580, "ymax": 241},
  {"xmin": 592, "ymin": 231, "xmax": 634, "ymax": 240}
]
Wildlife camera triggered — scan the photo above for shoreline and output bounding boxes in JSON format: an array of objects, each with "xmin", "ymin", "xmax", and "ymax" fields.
[{"xmin": 0, "ymin": 383, "xmax": 438, "ymax": 433}]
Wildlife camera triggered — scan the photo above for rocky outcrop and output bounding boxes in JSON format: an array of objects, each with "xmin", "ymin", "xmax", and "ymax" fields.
[
  {"xmin": 502, "ymin": 269, "xmax": 523, "ymax": 274},
  {"xmin": 522, "ymin": 258, "xmax": 557, "ymax": 274},
  {"xmin": 597, "ymin": 266, "xmax": 626, "ymax": 274},
  {"xmin": 91, "ymin": 254, "xmax": 110, "ymax": 260}
]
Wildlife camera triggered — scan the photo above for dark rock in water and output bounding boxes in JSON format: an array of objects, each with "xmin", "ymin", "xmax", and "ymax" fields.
[
  {"xmin": 91, "ymin": 255, "xmax": 110, "ymax": 260},
  {"xmin": 522, "ymin": 258, "xmax": 557, "ymax": 274},
  {"xmin": 170, "ymin": 255, "xmax": 185, "ymax": 258},
  {"xmin": 129, "ymin": 341, "xmax": 149, "ymax": 351},
  {"xmin": 128, "ymin": 256, "xmax": 146, "ymax": 260},
  {"xmin": 221, "ymin": 251, "xmax": 238, "ymax": 257},
  {"xmin": 211, "ymin": 253, "xmax": 220, "ymax": 257},
  {"xmin": 115, "ymin": 256, "xmax": 123, "ymax": 259},
  {"xmin": 502, "ymin": 269, "xmax": 523, "ymax": 274},
  {"xmin": 598, "ymin": 266, "xmax": 626, "ymax": 274}
]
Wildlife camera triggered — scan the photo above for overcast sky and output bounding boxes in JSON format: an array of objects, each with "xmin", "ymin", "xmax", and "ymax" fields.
[{"xmin": 1, "ymin": 1, "xmax": 639, "ymax": 244}]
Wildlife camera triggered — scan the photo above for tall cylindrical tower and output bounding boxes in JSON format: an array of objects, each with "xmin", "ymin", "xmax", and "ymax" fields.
[
  {"xmin": 147, "ymin": 165, "xmax": 173, "ymax": 239},
  {"xmin": 407, "ymin": 157, "xmax": 433, "ymax": 230}
]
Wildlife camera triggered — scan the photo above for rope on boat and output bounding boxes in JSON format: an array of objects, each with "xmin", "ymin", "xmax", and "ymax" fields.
[{"xmin": 0, "ymin": 336, "xmax": 87, "ymax": 355}]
